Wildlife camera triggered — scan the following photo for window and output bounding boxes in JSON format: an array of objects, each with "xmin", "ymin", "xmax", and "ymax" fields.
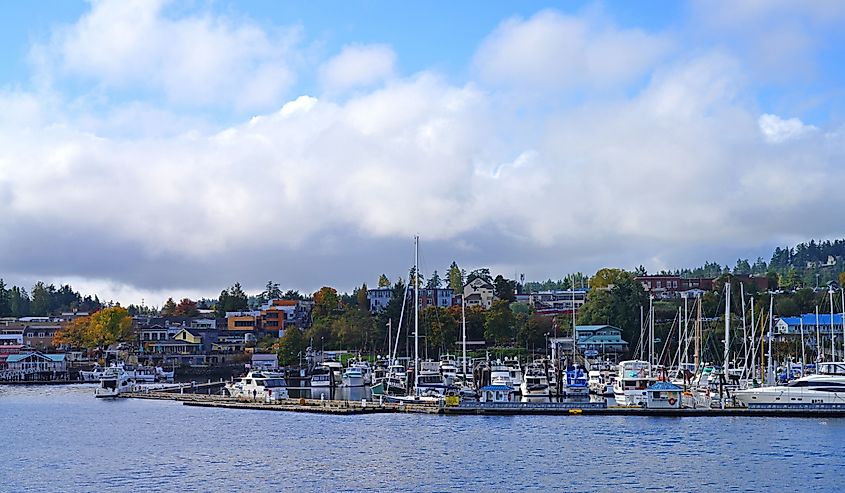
[{"xmin": 656, "ymin": 281, "xmax": 662, "ymax": 288}]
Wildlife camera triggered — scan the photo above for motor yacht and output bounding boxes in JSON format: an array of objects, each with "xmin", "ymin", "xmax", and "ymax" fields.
[
  {"xmin": 520, "ymin": 363, "xmax": 550, "ymax": 398},
  {"xmin": 613, "ymin": 360, "xmax": 655, "ymax": 406},
  {"xmin": 94, "ymin": 367, "xmax": 135, "ymax": 398},
  {"xmin": 342, "ymin": 366, "xmax": 365, "ymax": 387},
  {"xmin": 564, "ymin": 366, "xmax": 589, "ymax": 397},
  {"xmin": 735, "ymin": 362, "xmax": 845, "ymax": 408},
  {"xmin": 225, "ymin": 371, "xmax": 289, "ymax": 401}
]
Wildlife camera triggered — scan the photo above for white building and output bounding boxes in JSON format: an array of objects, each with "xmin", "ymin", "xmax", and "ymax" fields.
[{"xmin": 464, "ymin": 278, "xmax": 495, "ymax": 309}]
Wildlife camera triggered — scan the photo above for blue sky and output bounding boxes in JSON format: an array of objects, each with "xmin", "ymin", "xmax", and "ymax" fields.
[{"xmin": 1, "ymin": 1, "xmax": 844, "ymax": 305}]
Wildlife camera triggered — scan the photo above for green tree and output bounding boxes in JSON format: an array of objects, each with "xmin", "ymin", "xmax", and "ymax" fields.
[
  {"xmin": 493, "ymin": 275, "xmax": 517, "ymax": 302},
  {"xmin": 257, "ymin": 280, "xmax": 282, "ymax": 305},
  {"xmin": 467, "ymin": 268, "xmax": 492, "ymax": 284},
  {"xmin": 579, "ymin": 272, "xmax": 648, "ymax": 348},
  {"xmin": 447, "ymin": 262, "xmax": 464, "ymax": 292},
  {"xmin": 589, "ymin": 268, "xmax": 631, "ymax": 290},
  {"xmin": 0, "ymin": 279, "xmax": 9, "ymax": 317},
  {"xmin": 426, "ymin": 270, "xmax": 443, "ymax": 289},
  {"xmin": 484, "ymin": 300, "xmax": 514, "ymax": 345},
  {"xmin": 9, "ymin": 286, "xmax": 30, "ymax": 317},
  {"xmin": 225, "ymin": 283, "xmax": 249, "ymax": 311},
  {"xmin": 423, "ymin": 306, "xmax": 457, "ymax": 353},
  {"xmin": 161, "ymin": 297, "xmax": 177, "ymax": 316},
  {"xmin": 277, "ymin": 327, "xmax": 305, "ymax": 366},
  {"xmin": 31, "ymin": 281, "xmax": 51, "ymax": 315},
  {"xmin": 356, "ymin": 283, "xmax": 369, "ymax": 311},
  {"xmin": 378, "ymin": 274, "xmax": 391, "ymax": 288},
  {"xmin": 282, "ymin": 290, "xmax": 304, "ymax": 300}
]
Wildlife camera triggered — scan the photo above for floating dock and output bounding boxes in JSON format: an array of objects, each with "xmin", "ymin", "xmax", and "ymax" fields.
[{"xmin": 116, "ymin": 391, "xmax": 845, "ymax": 418}]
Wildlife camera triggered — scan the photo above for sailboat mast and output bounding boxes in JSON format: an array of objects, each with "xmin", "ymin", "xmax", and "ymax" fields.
[
  {"xmin": 767, "ymin": 294, "xmax": 773, "ymax": 385},
  {"xmin": 840, "ymin": 288, "xmax": 844, "ymax": 361},
  {"xmin": 830, "ymin": 287, "xmax": 836, "ymax": 362},
  {"xmin": 461, "ymin": 295, "xmax": 467, "ymax": 378},
  {"xmin": 571, "ymin": 278, "xmax": 576, "ymax": 367},
  {"xmin": 816, "ymin": 305, "xmax": 821, "ymax": 364},
  {"xmin": 414, "ymin": 235, "xmax": 419, "ymax": 391},
  {"xmin": 750, "ymin": 296, "xmax": 756, "ymax": 381},
  {"xmin": 648, "ymin": 295, "xmax": 654, "ymax": 377},
  {"xmin": 800, "ymin": 317, "xmax": 806, "ymax": 372},
  {"xmin": 724, "ymin": 282, "xmax": 731, "ymax": 373},
  {"xmin": 639, "ymin": 305, "xmax": 644, "ymax": 361},
  {"xmin": 740, "ymin": 283, "xmax": 747, "ymax": 377},
  {"xmin": 683, "ymin": 294, "xmax": 689, "ymax": 366},
  {"xmin": 695, "ymin": 294, "xmax": 701, "ymax": 372}
]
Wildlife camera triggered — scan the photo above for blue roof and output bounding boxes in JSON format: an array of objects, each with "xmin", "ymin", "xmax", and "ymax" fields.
[
  {"xmin": 780, "ymin": 314, "xmax": 843, "ymax": 326},
  {"xmin": 5, "ymin": 352, "xmax": 65, "ymax": 363},
  {"xmin": 480, "ymin": 385, "xmax": 514, "ymax": 392},
  {"xmin": 646, "ymin": 381, "xmax": 682, "ymax": 391}
]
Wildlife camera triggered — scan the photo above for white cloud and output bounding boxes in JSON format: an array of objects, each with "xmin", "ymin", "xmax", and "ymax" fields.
[
  {"xmin": 318, "ymin": 44, "xmax": 396, "ymax": 93},
  {"xmin": 33, "ymin": 0, "xmax": 300, "ymax": 110},
  {"xmin": 759, "ymin": 114, "xmax": 818, "ymax": 143},
  {"xmin": 473, "ymin": 9, "xmax": 671, "ymax": 92}
]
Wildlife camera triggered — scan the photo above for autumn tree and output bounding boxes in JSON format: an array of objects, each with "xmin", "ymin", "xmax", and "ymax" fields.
[
  {"xmin": 378, "ymin": 274, "xmax": 391, "ymax": 288},
  {"xmin": 355, "ymin": 283, "xmax": 369, "ymax": 311},
  {"xmin": 54, "ymin": 307, "xmax": 133, "ymax": 349},
  {"xmin": 174, "ymin": 298, "xmax": 199, "ymax": 316},
  {"xmin": 589, "ymin": 268, "xmax": 632, "ymax": 289},
  {"xmin": 312, "ymin": 287, "xmax": 340, "ymax": 319}
]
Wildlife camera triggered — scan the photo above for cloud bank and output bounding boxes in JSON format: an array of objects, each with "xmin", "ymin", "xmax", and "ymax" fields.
[{"xmin": 1, "ymin": 2, "xmax": 845, "ymax": 304}]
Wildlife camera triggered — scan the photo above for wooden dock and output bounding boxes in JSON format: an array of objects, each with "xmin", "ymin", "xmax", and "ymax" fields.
[{"xmin": 121, "ymin": 392, "xmax": 440, "ymax": 415}]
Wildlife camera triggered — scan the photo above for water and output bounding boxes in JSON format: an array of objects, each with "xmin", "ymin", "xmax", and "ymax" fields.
[{"xmin": 1, "ymin": 384, "xmax": 842, "ymax": 492}]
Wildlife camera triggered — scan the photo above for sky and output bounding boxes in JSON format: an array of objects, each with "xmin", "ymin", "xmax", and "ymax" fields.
[{"xmin": 1, "ymin": 0, "xmax": 845, "ymax": 306}]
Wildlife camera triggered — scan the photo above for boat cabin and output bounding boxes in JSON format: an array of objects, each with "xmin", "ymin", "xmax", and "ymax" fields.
[
  {"xmin": 645, "ymin": 381, "xmax": 683, "ymax": 409},
  {"xmin": 479, "ymin": 384, "xmax": 516, "ymax": 403}
]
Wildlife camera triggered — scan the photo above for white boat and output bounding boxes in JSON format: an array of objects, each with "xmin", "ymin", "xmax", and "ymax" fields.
[
  {"xmin": 225, "ymin": 371, "xmax": 289, "ymax": 401},
  {"xmin": 323, "ymin": 361, "xmax": 344, "ymax": 385},
  {"xmin": 342, "ymin": 366, "xmax": 365, "ymax": 387},
  {"xmin": 489, "ymin": 361, "xmax": 514, "ymax": 388},
  {"xmin": 80, "ymin": 365, "xmax": 108, "ymax": 382},
  {"xmin": 735, "ymin": 362, "xmax": 845, "ymax": 407},
  {"xmin": 310, "ymin": 365, "xmax": 334, "ymax": 387},
  {"xmin": 94, "ymin": 367, "xmax": 135, "ymax": 398},
  {"xmin": 613, "ymin": 360, "xmax": 655, "ymax": 406},
  {"xmin": 588, "ymin": 366, "xmax": 617, "ymax": 397},
  {"xmin": 520, "ymin": 364, "xmax": 550, "ymax": 398},
  {"xmin": 416, "ymin": 369, "xmax": 449, "ymax": 396},
  {"xmin": 351, "ymin": 361, "xmax": 373, "ymax": 385},
  {"xmin": 479, "ymin": 384, "xmax": 517, "ymax": 403},
  {"xmin": 439, "ymin": 355, "xmax": 458, "ymax": 386},
  {"xmin": 504, "ymin": 358, "xmax": 524, "ymax": 391}
]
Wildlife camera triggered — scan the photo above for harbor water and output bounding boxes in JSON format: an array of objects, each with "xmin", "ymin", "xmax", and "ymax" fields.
[{"xmin": 2, "ymin": 384, "xmax": 842, "ymax": 492}]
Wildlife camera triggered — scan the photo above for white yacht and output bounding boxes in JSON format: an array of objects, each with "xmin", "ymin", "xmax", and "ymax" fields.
[
  {"xmin": 613, "ymin": 360, "xmax": 655, "ymax": 406},
  {"xmin": 225, "ymin": 371, "xmax": 289, "ymax": 401},
  {"xmin": 439, "ymin": 355, "xmax": 458, "ymax": 386},
  {"xmin": 416, "ymin": 366, "xmax": 449, "ymax": 396},
  {"xmin": 489, "ymin": 361, "xmax": 514, "ymax": 388},
  {"xmin": 310, "ymin": 365, "xmax": 334, "ymax": 387},
  {"xmin": 94, "ymin": 367, "xmax": 135, "ymax": 398},
  {"xmin": 520, "ymin": 363, "xmax": 550, "ymax": 398},
  {"xmin": 342, "ymin": 366, "xmax": 365, "ymax": 387},
  {"xmin": 735, "ymin": 362, "xmax": 845, "ymax": 407},
  {"xmin": 80, "ymin": 365, "xmax": 108, "ymax": 383}
]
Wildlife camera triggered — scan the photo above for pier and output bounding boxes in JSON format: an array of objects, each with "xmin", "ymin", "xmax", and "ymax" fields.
[{"xmin": 115, "ymin": 391, "xmax": 845, "ymax": 418}]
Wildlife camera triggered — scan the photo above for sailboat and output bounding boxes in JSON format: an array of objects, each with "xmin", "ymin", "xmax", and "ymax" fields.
[{"xmin": 382, "ymin": 236, "xmax": 442, "ymax": 405}]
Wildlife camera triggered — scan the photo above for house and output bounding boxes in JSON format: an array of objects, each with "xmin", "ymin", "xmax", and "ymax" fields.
[
  {"xmin": 417, "ymin": 288, "xmax": 454, "ymax": 309},
  {"xmin": 173, "ymin": 328, "xmax": 202, "ymax": 344},
  {"xmin": 260, "ymin": 299, "xmax": 312, "ymax": 334},
  {"xmin": 6, "ymin": 351, "xmax": 67, "ymax": 374},
  {"xmin": 464, "ymin": 278, "xmax": 495, "ymax": 309},
  {"xmin": 226, "ymin": 311, "xmax": 261, "ymax": 331},
  {"xmin": 776, "ymin": 314, "xmax": 843, "ymax": 335},
  {"xmin": 575, "ymin": 325, "xmax": 629, "ymax": 354},
  {"xmin": 524, "ymin": 290, "xmax": 587, "ymax": 316},
  {"xmin": 367, "ymin": 287, "xmax": 394, "ymax": 313},
  {"xmin": 0, "ymin": 326, "xmax": 24, "ymax": 346},
  {"xmin": 23, "ymin": 324, "xmax": 62, "ymax": 350}
]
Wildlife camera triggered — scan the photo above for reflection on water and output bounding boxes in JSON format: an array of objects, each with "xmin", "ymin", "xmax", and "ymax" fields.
[{"xmin": 2, "ymin": 384, "xmax": 844, "ymax": 492}]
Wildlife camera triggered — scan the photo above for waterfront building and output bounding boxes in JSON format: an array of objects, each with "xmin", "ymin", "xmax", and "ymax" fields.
[
  {"xmin": 575, "ymin": 325, "xmax": 628, "ymax": 355},
  {"xmin": 645, "ymin": 381, "xmax": 682, "ymax": 409},
  {"xmin": 4, "ymin": 351, "xmax": 68, "ymax": 380},
  {"xmin": 464, "ymin": 278, "xmax": 495, "ymax": 309}
]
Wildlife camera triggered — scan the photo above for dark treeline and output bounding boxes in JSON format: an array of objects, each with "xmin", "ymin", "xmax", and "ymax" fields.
[{"xmin": 0, "ymin": 279, "xmax": 103, "ymax": 317}]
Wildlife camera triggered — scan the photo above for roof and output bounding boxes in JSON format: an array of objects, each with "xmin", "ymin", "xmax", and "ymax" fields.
[
  {"xmin": 6, "ymin": 352, "xmax": 66, "ymax": 363},
  {"xmin": 576, "ymin": 325, "xmax": 621, "ymax": 332},
  {"xmin": 646, "ymin": 381, "xmax": 682, "ymax": 391},
  {"xmin": 480, "ymin": 385, "xmax": 514, "ymax": 391},
  {"xmin": 779, "ymin": 314, "xmax": 843, "ymax": 326}
]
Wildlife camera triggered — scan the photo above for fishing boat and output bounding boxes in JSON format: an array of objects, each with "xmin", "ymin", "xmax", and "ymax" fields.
[
  {"xmin": 734, "ymin": 362, "xmax": 845, "ymax": 408},
  {"xmin": 310, "ymin": 365, "xmax": 334, "ymax": 387},
  {"xmin": 225, "ymin": 371, "xmax": 289, "ymax": 401}
]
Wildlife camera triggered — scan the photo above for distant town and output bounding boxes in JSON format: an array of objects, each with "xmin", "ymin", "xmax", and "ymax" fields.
[{"xmin": 2, "ymin": 237, "xmax": 845, "ymax": 381}]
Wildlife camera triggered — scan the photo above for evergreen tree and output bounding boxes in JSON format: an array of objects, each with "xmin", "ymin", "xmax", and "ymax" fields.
[{"xmin": 447, "ymin": 262, "xmax": 464, "ymax": 292}]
